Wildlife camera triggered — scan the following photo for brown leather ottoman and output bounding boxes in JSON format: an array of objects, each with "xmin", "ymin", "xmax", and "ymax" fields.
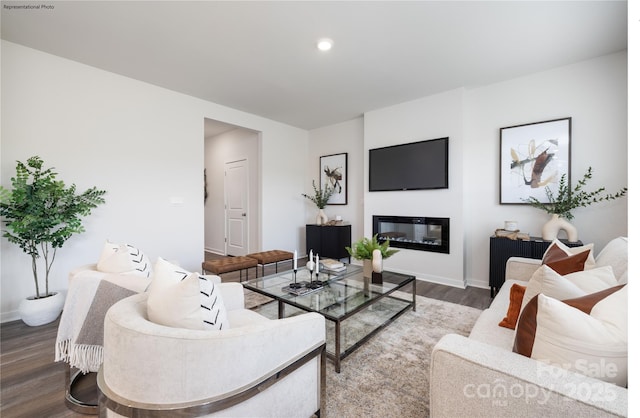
[
  {"xmin": 201, "ymin": 256, "xmax": 258, "ymax": 281},
  {"xmin": 246, "ymin": 250, "xmax": 294, "ymax": 277}
]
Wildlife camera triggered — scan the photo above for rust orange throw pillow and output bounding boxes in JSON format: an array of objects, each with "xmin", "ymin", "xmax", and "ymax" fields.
[
  {"xmin": 499, "ymin": 283, "xmax": 527, "ymax": 329},
  {"xmin": 542, "ymin": 243, "xmax": 590, "ymax": 275}
]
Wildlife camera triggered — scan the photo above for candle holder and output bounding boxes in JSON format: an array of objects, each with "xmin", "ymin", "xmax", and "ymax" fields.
[
  {"xmin": 289, "ymin": 269, "xmax": 302, "ymax": 289},
  {"xmin": 308, "ymin": 271, "xmax": 324, "ymax": 289}
]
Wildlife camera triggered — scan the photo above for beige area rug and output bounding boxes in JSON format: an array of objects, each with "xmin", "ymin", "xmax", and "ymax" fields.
[{"xmin": 244, "ymin": 290, "xmax": 482, "ymax": 418}]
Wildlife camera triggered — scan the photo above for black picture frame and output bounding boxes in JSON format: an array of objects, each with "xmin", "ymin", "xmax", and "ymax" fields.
[
  {"xmin": 320, "ymin": 153, "xmax": 347, "ymax": 205},
  {"xmin": 500, "ymin": 117, "xmax": 571, "ymax": 204}
]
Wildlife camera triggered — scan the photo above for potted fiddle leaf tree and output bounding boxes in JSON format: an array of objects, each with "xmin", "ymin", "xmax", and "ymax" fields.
[{"xmin": 0, "ymin": 156, "xmax": 106, "ymax": 326}]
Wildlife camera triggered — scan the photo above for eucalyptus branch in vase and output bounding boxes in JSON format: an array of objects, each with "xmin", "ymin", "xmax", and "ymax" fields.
[
  {"xmin": 302, "ymin": 180, "xmax": 335, "ymax": 225},
  {"xmin": 302, "ymin": 180, "xmax": 334, "ymax": 209},
  {"xmin": 524, "ymin": 167, "xmax": 627, "ymax": 220},
  {"xmin": 523, "ymin": 166, "xmax": 626, "ymax": 242}
]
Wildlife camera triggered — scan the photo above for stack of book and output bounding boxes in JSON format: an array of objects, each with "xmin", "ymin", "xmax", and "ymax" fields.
[
  {"xmin": 282, "ymin": 284, "xmax": 324, "ymax": 297},
  {"xmin": 320, "ymin": 259, "xmax": 346, "ymax": 273}
]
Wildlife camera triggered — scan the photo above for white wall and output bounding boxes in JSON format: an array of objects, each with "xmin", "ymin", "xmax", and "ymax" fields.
[
  {"xmin": 0, "ymin": 41, "xmax": 628, "ymax": 321},
  {"xmin": 364, "ymin": 89, "xmax": 467, "ymax": 287},
  {"xmin": 204, "ymin": 127, "xmax": 260, "ymax": 255},
  {"xmin": 308, "ymin": 118, "xmax": 364, "ymax": 247},
  {"xmin": 1, "ymin": 41, "xmax": 308, "ymax": 322},
  {"xmin": 315, "ymin": 52, "xmax": 627, "ymax": 290},
  {"xmin": 463, "ymin": 51, "xmax": 628, "ymax": 288}
]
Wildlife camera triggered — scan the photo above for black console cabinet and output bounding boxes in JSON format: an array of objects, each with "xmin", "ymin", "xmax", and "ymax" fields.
[
  {"xmin": 489, "ymin": 236, "xmax": 583, "ymax": 297},
  {"xmin": 306, "ymin": 224, "xmax": 352, "ymax": 262}
]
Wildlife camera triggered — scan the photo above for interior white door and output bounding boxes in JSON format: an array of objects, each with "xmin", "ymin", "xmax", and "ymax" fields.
[{"xmin": 224, "ymin": 159, "xmax": 248, "ymax": 256}]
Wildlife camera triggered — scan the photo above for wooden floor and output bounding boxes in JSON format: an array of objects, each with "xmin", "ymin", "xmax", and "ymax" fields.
[{"xmin": 0, "ymin": 254, "xmax": 491, "ymax": 417}]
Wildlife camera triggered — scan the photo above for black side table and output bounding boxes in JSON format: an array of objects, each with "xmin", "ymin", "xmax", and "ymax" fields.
[{"xmin": 489, "ymin": 236, "xmax": 583, "ymax": 297}]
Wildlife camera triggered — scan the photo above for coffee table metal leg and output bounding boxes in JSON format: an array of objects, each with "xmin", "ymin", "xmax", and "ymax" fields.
[
  {"xmin": 278, "ymin": 300, "xmax": 284, "ymax": 319},
  {"xmin": 335, "ymin": 320, "xmax": 341, "ymax": 373},
  {"xmin": 413, "ymin": 279, "xmax": 417, "ymax": 311}
]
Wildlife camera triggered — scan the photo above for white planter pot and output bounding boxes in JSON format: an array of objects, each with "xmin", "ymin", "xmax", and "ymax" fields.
[{"xmin": 19, "ymin": 291, "xmax": 65, "ymax": 326}]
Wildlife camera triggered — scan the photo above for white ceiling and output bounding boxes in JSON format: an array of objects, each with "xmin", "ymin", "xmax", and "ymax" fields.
[{"xmin": 1, "ymin": 1, "xmax": 628, "ymax": 131}]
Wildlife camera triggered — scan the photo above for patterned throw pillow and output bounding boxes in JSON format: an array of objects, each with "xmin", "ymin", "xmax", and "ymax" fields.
[
  {"xmin": 147, "ymin": 257, "xmax": 229, "ymax": 330},
  {"xmin": 147, "ymin": 271, "xmax": 204, "ymax": 330},
  {"xmin": 96, "ymin": 241, "xmax": 152, "ymax": 278},
  {"xmin": 197, "ymin": 275, "xmax": 229, "ymax": 330}
]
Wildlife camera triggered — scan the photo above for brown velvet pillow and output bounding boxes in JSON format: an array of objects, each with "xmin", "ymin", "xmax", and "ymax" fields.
[
  {"xmin": 499, "ymin": 283, "xmax": 527, "ymax": 329},
  {"xmin": 542, "ymin": 243, "xmax": 590, "ymax": 275}
]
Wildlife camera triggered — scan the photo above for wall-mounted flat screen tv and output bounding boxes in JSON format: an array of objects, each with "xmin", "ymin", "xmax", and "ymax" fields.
[{"xmin": 369, "ymin": 137, "xmax": 449, "ymax": 191}]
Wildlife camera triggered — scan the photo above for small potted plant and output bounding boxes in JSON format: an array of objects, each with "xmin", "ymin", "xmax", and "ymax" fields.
[
  {"xmin": 345, "ymin": 234, "xmax": 399, "ymax": 279},
  {"xmin": 302, "ymin": 180, "xmax": 334, "ymax": 225},
  {"xmin": 524, "ymin": 166, "xmax": 626, "ymax": 241},
  {"xmin": 0, "ymin": 156, "xmax": 106, "ymax": 326}
]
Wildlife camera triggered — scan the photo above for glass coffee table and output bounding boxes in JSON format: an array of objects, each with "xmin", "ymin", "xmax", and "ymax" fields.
[{"xmin": 242, "ymin": 264, "xmax": 416, "ymax": 372}]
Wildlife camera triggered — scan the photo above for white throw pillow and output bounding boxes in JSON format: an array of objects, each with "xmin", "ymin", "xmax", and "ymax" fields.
[
  {"xmin": 147, "ymin": 271, "xmax": 204, "ymax": 330},
  {"xmin": 147, "ymin": 257, "xmax": 229, "ymax": 330},
  {"xmin": 520, "ymin": 265, "xmax": 617, "ymax": 317},
  {"xmin": 595, "ymin": 237, "xmax": 628, "ymax": 284},
  {"xmin": 514, "ymin": 285, "xmax": 627, "ymax": 387},
  {"xmin": 96, "ymin": 241, "xmax": 153, "ymax": 277}
]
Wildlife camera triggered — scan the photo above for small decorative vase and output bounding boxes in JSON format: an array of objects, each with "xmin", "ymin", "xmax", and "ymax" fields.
[
  {"xmin": 316, "ymin": 208, "xmax": 328, "ymax": 225},
  {"xmin": 542, "ymin": 214, "xmax": 578, "ymax": 242},
  {"xmin": 362, "ymin": 259, "xmax": 373, "ymax": 279},
  {"xmin": 372, "ymin": 249, "xmax": 383, "ymax": 273},
  {"xmin": 19, "ymin": 291, "xmax": 65, "ymax": 326}
]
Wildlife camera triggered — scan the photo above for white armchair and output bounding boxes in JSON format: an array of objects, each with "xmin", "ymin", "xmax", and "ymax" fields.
[{"xmin": 98, "ymin": 283, "xmax": 326, "ymax": 417}]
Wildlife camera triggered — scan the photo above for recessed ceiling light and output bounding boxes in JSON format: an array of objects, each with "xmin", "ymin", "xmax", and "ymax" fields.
[{"xmin": 317, "ymin": 38, "xmax": 333, "ymax": 52}]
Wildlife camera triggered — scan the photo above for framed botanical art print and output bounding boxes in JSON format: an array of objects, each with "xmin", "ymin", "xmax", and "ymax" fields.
[
  {"xmin": 500, "ymin": 117, "xmax": 571, "ymax": 204},
  {"xmin": 320, "ymin": 153, "xmax": 347, "ymax": 205}
]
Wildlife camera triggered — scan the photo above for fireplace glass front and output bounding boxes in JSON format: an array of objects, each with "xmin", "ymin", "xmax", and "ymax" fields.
[{"xmin": 373, "ymin": 215, "xmax": 449, "ymax": 254}]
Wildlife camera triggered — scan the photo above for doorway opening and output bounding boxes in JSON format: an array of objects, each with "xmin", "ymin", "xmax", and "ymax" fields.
[{"xmin": 204, "ymin": 118, "xmax": 261, "ymax": 257}]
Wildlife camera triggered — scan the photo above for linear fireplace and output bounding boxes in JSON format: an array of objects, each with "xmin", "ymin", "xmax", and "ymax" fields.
[{"xmin": 373, "ymin": 215, "xmax": 450, "ymax": 254}]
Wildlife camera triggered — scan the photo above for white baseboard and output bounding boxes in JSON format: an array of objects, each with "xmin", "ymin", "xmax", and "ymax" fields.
[
  {"xmin": 204, "ymin": 247, "xmax": 225, "ymax": 256},
  {"xmin": 414, "ymin": 276, "xmax": 466, "ymax": 289},
  {"xmin": 464, "ymin": 278, "xmax": 491, "ymax": 290},
  {"xmin": 1, "ymin": 310, "xmax": 21, "ymax": 324},
  {"xmin": 413, "ymin": 275, "xmax": 490, "ymax": 291}
]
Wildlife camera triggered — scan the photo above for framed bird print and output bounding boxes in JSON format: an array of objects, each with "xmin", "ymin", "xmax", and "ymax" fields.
[
  {"xmin": 320, "ymin": 153, "xmax": 347, "ymax": 205},
  {"xmin": 500, "ymin": 118, "xmax": 571, "ymax": 204}
]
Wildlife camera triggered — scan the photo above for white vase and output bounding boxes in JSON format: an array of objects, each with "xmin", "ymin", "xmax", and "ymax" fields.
[
  {"xmin": 542, "ymin": 214, "xmax": 578, "ymax": 242},
  {"xmin": 372, "ymin": 249, "xmax": 383, "ymax": 273},
  {"xmin": 19, "ymin": 291, "xmax": 65, "ymax": 326},
  {"xmin": 316, "ymin": 208, "xmax": 328, "ymax": 225}
]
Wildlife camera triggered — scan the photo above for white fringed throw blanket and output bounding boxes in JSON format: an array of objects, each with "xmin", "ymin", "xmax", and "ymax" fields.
[{"xmin": 55, "ymin": 267, "xmax": 150, "ymax": 373}]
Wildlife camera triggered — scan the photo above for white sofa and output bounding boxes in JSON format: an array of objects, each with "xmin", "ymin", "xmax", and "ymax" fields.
[
  {"xmin": 98, "ymin": 281, "xmax": 326, "ymax": 417},
  {"xmin": 430, "ymin": 237, "xmax": 628, "ymax": 417}
]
